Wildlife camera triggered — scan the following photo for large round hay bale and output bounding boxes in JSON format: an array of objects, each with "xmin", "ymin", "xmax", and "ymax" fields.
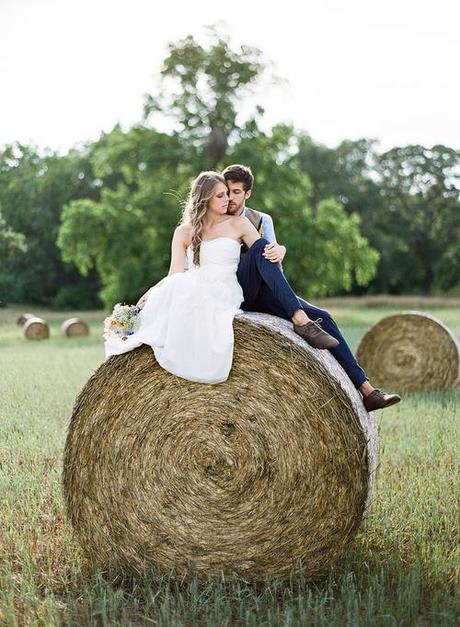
[
  {"xmin": 23, "ymin": 316, "xmax": 49, "ymax": 340},
  {"xmin": 61, "ymin": 317, "xmax": 90, "ymax": 337},
  {"xmin": 17, "ymin": 313, "xmax": 35, "ymax": 326},
  {"xmin": 356, "ymin": 311, "xmax": 460, "ymax": 392},
  {"xmin": 63, "ymin": 312, "xmax": 377, "ymax": 582}
]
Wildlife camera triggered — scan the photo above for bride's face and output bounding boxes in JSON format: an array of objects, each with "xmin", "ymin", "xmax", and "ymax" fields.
[{"xmin": 207, "ymin": 182, "xmax": 229, "ymax": 215}]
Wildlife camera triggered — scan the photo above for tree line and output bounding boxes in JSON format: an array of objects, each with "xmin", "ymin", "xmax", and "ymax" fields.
[{"xmin": 1, "ymin": 29, "xmax": 459, "ymax": 310}]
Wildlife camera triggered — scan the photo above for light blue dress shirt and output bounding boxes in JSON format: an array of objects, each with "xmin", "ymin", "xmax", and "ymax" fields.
[{"xmin": 244, "ymin": 207, "xmax": 277, "ymax": 245}]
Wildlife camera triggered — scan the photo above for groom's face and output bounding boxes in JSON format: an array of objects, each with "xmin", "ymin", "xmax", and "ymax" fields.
[{"xmin": 226, "ymin": 180, "xmax": 251, "ymax": 215}]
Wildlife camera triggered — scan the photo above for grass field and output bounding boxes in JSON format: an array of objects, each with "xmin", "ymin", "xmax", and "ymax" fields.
[{"xmin": 0, "ymin": 300, "xmax": 459, "ymax": 626}]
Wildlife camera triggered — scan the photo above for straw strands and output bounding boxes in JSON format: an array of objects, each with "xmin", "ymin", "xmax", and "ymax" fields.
[
  {"xmin": 356, "ymin": 311, "xmax": 460, "ymax": 391},
  {"xmin": 63, "ymin": 312, "xmax": 377, "ymax": 581}
]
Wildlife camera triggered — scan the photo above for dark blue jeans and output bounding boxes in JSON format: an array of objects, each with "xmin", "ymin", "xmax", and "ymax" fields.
[{"xmin": 237, "ymin": 238, "xmax": 368, "ymax": 388}]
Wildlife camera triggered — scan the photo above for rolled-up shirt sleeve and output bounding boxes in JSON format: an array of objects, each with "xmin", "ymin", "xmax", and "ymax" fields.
[
  {"xmin": 261, "ymin": 212, "xmax": 285, "ymax": 272},
  {"xmin": 261, "ymin": 214, "xmax": 277, "ymax": 244}
]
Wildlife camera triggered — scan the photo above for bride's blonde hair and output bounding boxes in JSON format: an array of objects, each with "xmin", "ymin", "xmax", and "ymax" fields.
[{"xmin": 181, "ymin": 171, "xmax": 226, "ymax": 266}]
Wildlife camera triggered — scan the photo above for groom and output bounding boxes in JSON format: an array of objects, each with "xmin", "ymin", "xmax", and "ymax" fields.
[{"xmin": 222, "ymin": 164, "xmax": 401, "ymax": 412}]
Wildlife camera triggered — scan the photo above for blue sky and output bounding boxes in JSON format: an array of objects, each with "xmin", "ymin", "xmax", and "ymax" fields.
[{"xmin": 1, "ymin": 0, "xmax": 459, "ymax": 153}]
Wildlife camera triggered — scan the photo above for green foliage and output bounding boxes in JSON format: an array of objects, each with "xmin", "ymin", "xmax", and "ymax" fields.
[
  {"xmin": 144, "ymin": 26, "xmax": 267, "ymax": 167},
  {"xmin": 286, "ymin": 199, "xmax": 380, "ymax": 297},
  {"xmin": 58, "ymin": 126, "xmax": 195, "ymax": 308},
  {"xmin": 0, "ymin": 211, "xmax": 27, "ymax": 263},
  {"xmin": 375, "ymin": 144, "xmax": 460, "ymax": 293},
  {"xmin": 57, "ymin": 119, "xmax": 380, "ymax": 307},
  {"xmin": 230, "ymin": 124, "xmax": 380, "ymax": 297},
  {"xmin": 298, "ymin": 137, "xmax": 460, "ymax": 295},
  {"xmin": 0, "ymin": 143, "xmax": 101, "ymax": 307}
]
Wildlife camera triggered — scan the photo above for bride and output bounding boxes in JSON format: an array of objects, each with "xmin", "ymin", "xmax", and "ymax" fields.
[{"xmin": 104, "ymin": 171, "xmax": 261, "ymax": 383}]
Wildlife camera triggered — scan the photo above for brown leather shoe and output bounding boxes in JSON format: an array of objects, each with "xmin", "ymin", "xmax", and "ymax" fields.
[
  {"xmin": 294, "ymin": 318, "xmax": 340, "ymax": 350},
  {"xmin": 363, "ymin": 389, "xmax": 401, "ymax": 412}
]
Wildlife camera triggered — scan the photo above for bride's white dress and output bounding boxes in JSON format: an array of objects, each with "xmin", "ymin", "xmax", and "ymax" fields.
[{"xmin": 104, "ymin": 237, "xmax": 243, "ymax": 384}]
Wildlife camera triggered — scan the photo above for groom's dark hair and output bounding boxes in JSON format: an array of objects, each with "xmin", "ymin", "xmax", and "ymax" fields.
[{"xmin": 222, "ymin": 164, "xmax": 254, "ymax": 192}]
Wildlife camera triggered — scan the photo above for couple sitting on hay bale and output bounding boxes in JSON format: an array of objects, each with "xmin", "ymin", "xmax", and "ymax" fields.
[{"xmin": 105, "ymin": 164, "xmax": 400, "ymax": 412}]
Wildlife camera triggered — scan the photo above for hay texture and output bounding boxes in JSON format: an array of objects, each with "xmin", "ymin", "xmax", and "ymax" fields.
[
  {"xmin": 61, "ymin": 317, "xmax": 90, "ymax": 337},
  {"xmin": 356, "ymin": 311, "xmax": 460, "ymax": 392},
  {"xmin": 23, "ymin": 316, "xmax": 49, "ymax": 340},
  {"xmin": 63, "ymin": 312, "xmax": 377, "ymax": 581}
]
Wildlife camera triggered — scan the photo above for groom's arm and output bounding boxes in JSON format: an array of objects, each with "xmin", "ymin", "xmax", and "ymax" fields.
[{"xmin": 261, "ymin": 214, "xmax": 286, "ymax": 264}]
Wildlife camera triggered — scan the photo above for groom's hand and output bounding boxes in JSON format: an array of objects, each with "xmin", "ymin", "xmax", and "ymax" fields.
[{"xmin": 263, "ymin": 243, "xmax": 286, "ymax": 263}]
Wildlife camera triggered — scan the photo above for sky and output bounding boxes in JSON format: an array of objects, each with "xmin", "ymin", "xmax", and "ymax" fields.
[{"xmin": 1, "ymin": 0, "xmax": 459, "ymax": 154}]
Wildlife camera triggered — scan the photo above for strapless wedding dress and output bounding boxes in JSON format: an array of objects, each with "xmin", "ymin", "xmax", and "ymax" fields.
[{"xmin": 104, "ymin": 237, "xmax": 244, "ymax": 383}]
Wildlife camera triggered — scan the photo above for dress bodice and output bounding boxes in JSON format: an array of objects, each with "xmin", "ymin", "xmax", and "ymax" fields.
[{"xmin": 186, "ymin": 237, "xmax": 241, "ymax": 273}]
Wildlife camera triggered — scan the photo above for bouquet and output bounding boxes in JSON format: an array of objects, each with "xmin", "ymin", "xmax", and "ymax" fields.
[{"xmin": 103, "ymin": 303, "xmax": 141, "ymax": 341}]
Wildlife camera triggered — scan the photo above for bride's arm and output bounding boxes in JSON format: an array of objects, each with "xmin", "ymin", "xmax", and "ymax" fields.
[
  {"xmin": 238, "ymin": 217, "xmax": 284, "ymax": 264},
  {"xmin": 168, "ymin": 225, "xmax": 189, "ymax": 275},
  {"xmin": 136, "ymin": 226, "xmax": 189, "ymax": 308},
  {"xmin": 238, "ymin": 216, "xmax": 262, "ymax": 248}
]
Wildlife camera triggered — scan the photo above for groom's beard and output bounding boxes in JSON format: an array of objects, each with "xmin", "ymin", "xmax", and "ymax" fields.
[{"xmin": 227, "ymin": 202, "xmax": 244, "ymax": 216}]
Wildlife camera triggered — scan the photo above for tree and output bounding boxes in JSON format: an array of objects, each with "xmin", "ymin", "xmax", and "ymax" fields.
[
  {"xmin": 296, "ymin": 136, "xmax": 460, "ymax": 294},
  {"xmin": 229, "ymin": 124, "xmax": 380, "ymax": 297},
  {"xmin": 58, "ymin": 120, "xmax": 380, "ymax": 307},
  {"xmin": 143, "ymin": 26, "xmax": 269, "ymax": 168},
  {"xmin": 58, "ymin": 125, "xmax": 196, "ymax": 308},
  {"xmin": 4, "ymin": 26, "xmax": 459, "ymax": 305},
  {"xmin": 0, "ymin": 211, "xmax": 27, "ymax": 264},
  {"xmin": 375, "ymin": 144, "xmax": 460, "ymax": 293},
  {"xmin": 0, "ymin": 143, "xmax": 102, "ymax": 307}
]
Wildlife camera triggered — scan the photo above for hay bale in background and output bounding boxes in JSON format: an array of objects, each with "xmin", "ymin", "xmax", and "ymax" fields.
[
  {"xmin": 357, "ymin": 311, "xmax": 460, "ymax": 391},
  {"xmin": 61, "ymin": 317, "xmax": 90, "ymax": 338},
  {"xmin": 23, "ymin": 316, "xmax": 49, "ymax": 340},
  {"xmin": 17, "ymin": 313, "xmax": 35, "ymax": 326},
  {"xmin": 63, "ymin": 312, "xmax": 377, "ymax": 582}
]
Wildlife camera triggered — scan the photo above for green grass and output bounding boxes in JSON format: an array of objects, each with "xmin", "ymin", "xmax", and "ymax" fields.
[{"xmin": 0, "ymin": 301, "xmax": 459, "ymax": 626}]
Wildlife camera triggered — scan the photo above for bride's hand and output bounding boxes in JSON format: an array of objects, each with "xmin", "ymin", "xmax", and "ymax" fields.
[{"xmin": 136, "ymin": 292, "xmax": 149, "ymax": 309}]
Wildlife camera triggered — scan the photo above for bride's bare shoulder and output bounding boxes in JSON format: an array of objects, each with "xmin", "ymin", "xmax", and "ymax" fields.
[
  {"xmin": 227, "ymin": 214, "xmax": 252, "ymax": 233},
  {"xmin": 227, "ymin": 215, "xmax": 250, "ymax": 226},
  {"xmin": 173, "ymin": 224, "xmax": 193, "ymax": 245}
]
